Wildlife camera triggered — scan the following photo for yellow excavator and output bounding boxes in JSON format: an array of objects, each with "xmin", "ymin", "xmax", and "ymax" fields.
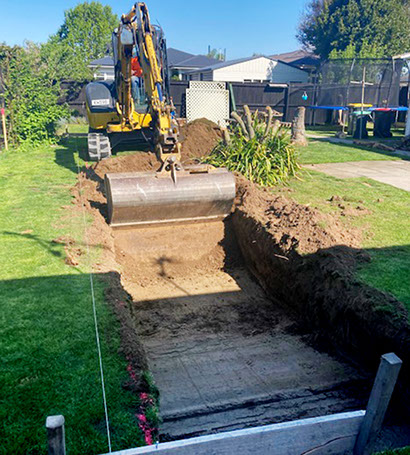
[{"xmin": 85, "ymin": 3, "xmax": 235, "ymax": 227}]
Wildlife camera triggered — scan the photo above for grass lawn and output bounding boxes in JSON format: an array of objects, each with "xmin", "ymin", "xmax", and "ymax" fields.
[
  {"xmin": 298, "ymin": 139, "xmax": 404, "ymax": 165},
  {"xmin": 285, "ymin": 147, "xmax": 410, "ymax": 310},
  {"xmin": 0, "ymin": 141, "xmax": 145, "ymax": 454}
]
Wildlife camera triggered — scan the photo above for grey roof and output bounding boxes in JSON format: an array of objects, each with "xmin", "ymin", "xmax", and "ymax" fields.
[
  {"xmin": 167, "ymin": 48, "xmax": 195, "ymax": 66},
  {"xmin": 188, "ymin": 55, "xmax": 271, "ymax": 73},
  {"xmin": 270, "ymin": 50, "xmax": 320, "ymax": 68},
  {"xmin": 89, "ymin": 56, "xmax": 114, "ymax": 67},
  {"xmin": 90, "ymin": 49, "xmax": 218, "ymax": 70},
  {"xmin": 173, "ymin": 53, "xmax": 220, "ymax": 68}
]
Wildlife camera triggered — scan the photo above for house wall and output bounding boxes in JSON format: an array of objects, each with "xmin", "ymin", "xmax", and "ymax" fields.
[
  {"xmin": 210, "ymin": 57, "xmax": 308, "ymax": 84},
  {"xmin": 189, "ymin": 71, "xmax": 213, "ymax": 81}
]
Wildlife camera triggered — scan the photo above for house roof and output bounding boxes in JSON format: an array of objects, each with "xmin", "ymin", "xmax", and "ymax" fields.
[
  {"xmin": 270, "ymin": 50, "xmax": 320, "ymax": 69},
  {"xmin": 189, "ymin": 55, "xmax": 269, "ymax": 73},
  {"xmin": 167, "ymin": 48, "xmax": 195, "ymax": 66},
  {"xmin": 173, "ymin": 54, "xmax": 220, "ymax": 69},
  {"xmin": 89, "ymin": 48, "xmax": 218, "ymax": 70},
  {"xmin": 89, "ymin": 56, "xmax": 114, "ymax": 67}
]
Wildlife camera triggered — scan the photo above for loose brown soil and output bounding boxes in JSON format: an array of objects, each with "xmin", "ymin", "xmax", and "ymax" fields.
[
  {"xmin": 67, "ymin": 118, "xmax": 409, "ymax": 443},
  {"xmin": 180, "ymin": 118, "xmax": 222, "ymax": 164}
]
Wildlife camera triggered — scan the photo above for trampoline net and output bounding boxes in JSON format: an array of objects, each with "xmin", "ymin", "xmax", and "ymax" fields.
[{"xmin": 315, "ymin": 58, "xmax": 409, "ymax": 108}]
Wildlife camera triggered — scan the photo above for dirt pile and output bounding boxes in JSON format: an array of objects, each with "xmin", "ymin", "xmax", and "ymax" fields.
[
  {"xmin": 180, "ymin": 118, "xmax": 222, "ymax": 164},
  {"xmin": 94, "ymin": 150, "xmax": 158, "ymax": 177},
  {"xmin": 234, "ymin": 176, "xmax": 360, "ymax": 254}
]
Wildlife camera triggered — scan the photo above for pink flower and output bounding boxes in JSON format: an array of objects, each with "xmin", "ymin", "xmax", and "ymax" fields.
[
  {"xmin": 137, "ymin": 414, "xmax": 147, "ymax": 423},
  {"xmin": 140, "ymin": 393, "xmax": 149, "ymax": 400},
  {"xmin": 145, "ymin": 432, "xmax": 153, "ymax": 445}
]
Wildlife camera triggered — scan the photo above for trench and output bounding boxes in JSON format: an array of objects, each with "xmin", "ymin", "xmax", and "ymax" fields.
[{"xmin": 111, "ymin": 219, "xmax": 369, "ymax": 440}]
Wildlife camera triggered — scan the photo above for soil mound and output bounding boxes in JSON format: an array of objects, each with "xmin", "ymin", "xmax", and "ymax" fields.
[
  {"xmin": 86, "ymin": 118, "xmax": 221, "ymax": 177},
  {"xmin": 234, "ymin": 176, "xmax": 360, "ymax": 254},
  {"xmin": 93, "ymin": 151, "xmax": 158, "ymax": 178},
  {"xmin": 180, "ymin": 118, "xmax": 222, "ymax": 164}
]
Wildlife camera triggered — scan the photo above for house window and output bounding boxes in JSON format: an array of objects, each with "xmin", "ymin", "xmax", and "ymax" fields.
[{"xmin": 200, "ymin": 73, "xmax": 204, "ymax": 81}]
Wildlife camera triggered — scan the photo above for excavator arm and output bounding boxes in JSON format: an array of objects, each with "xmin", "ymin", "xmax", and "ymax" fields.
[
  {"xmin": 117, "ymin": 3, "xmax": 180, "ymax": 164},
  {"xmin": 100, "ymin": 3, "xmax": 235, "ymax": 228}
]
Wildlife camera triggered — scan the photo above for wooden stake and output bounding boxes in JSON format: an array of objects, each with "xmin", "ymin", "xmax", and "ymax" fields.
[
  {"xmin": 46, "ymin": 415, "xmax": 66, "ymax": 455},
  {"xmin": 354, "ymin": 353, "xmax": 402, "ymax": 455},
  {"xmin": 1, "ymin": 107, "xmax": 8, "ymax": 151}
]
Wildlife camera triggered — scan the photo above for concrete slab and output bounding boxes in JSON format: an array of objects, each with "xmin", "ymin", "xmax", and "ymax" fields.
[{"xmin": 305, "ymin": 160, "xmax": 410, "ymax": 191}]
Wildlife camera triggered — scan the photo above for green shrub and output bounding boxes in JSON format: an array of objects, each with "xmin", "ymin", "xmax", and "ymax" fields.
[
  {"xmin": 205, "ymin": 108, "xmax": 300, "ymax": 186},
  {"xmin": 0, "ymin": 42, "xmax": 69, "ymax": 145}
]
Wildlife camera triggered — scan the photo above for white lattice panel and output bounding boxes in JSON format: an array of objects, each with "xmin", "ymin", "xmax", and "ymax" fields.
[
  {"xmin": 189, "ymin": 81, "xmax": 226, "ymax": 90},
  {"xmin": 186, "ymin": 83, "xmax": 229, "ymax": 127}
]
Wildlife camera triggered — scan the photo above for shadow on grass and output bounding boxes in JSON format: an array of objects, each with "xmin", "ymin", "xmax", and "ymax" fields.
[
  {"xmin": 0, "ymin": 271, "xmax": 146, "ymax": 454},
  {"xmin": 54, "ymin": 136, "xmax": 88, "ymax": 174},
  {"xmin": 2, "ymin": 230, "xmax": 64, "ymax": 257}
]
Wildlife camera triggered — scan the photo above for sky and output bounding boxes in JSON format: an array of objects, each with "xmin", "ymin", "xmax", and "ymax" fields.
[{"xmin": 0, "ymin": 0, "xmax": 308, "ymax": 59}]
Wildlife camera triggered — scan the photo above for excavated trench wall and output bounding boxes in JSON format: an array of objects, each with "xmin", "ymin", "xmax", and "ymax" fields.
[{"xmin": 232, "ymin": 178, "xmax": 410, "ymax": 404}]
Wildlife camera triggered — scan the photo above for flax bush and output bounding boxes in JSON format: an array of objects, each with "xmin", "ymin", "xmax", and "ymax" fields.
[{"xmin": 206, "ymin": 107, "xmax": 300, "ymax": 186}]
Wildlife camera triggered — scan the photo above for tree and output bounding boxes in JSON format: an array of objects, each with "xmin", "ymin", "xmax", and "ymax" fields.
[
  {"xmin": 207, "ymin": 48, "xmax": 225, "ymax": 61},
  {"xmin": 298, "ymin": 0, "xmax": 410, "ymax": 59},
  {"xmin": 0, "ymin": 42, "xmax": 69, "ymax": 143},
  {"xmin": 50, "ymin": 1, "xmax": 118, "ymax": 80}
]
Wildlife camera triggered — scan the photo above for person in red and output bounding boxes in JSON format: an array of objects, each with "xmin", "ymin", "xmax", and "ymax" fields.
[
  {"xmin": 131, "ymin": 56, "xmax": 143, "ymax": 77},
  {"xmin": 131, "ymin": 56, "xmax": 143, "ymax": 104}
]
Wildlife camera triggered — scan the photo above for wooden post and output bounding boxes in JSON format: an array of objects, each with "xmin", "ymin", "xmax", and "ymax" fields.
[
  {"xmin": 359, "ymin": 66, "xmax": 366, "ymax": 140},
  {"xmin": 1, "ymin": 107, "xmax": 8, "ymax": 151},
  {"xmin": 354, "ymin": 353, "xmax": 402, "ymax": 455},
  {"xmin": 46, "ymin": 415, "xmax": 66, "ymax": 455}
]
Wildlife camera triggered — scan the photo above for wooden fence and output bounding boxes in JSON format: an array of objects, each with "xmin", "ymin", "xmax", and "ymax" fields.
[
  {"xmin": 46, "ymin": 353, "xmax": 402, "ymax": 455},
  {"xmin": 62, "ymin": 80, "xmax": 321, "ymax": 124}
]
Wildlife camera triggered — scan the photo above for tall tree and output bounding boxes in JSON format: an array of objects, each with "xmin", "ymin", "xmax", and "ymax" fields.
[
  {"xmin": 298, "ymin": 0, "xmax": 410, "ymax": 59},
  {"xmin": 47, "ymin": 1, "xmax": 118, "ymax": 80}
]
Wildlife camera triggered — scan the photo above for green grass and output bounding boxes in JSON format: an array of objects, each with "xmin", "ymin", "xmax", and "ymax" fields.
[
  {"xmin": 68, "ymin": 124, "xmax": 88, "ymax": 134},
  {"xmin": 0, "ymin": 141, "xmax": 145, "ymax": 454},
  {"xmin": 298, "ymin": 139, "xmax": 403, "ymax": 165},
  {"xmin": 375, "ymin": 448, "xmax": 410, "ymax": 455},
  {"xmin": 285, "ymin": 168, "xmax": 410, "ymax": 309}
]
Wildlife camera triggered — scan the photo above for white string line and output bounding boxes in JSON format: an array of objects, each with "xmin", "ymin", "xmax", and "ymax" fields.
[{"xmin": 74, "ymin": 136, "xmax": 112, "ymax": 453}]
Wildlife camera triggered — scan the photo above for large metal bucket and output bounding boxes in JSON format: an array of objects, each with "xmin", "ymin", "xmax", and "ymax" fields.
[{"xmin": 105, "ymin": 166, "xmax": 236, "ymax": 227}]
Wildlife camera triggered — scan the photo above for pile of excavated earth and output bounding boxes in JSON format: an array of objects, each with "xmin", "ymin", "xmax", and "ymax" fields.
[{"xmin": 69, "ymin": 118, "xmax": 410, "ymax": 445}]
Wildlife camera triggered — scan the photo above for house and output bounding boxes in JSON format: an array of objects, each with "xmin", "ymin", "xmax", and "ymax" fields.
[
  {"xmin": 88, "ymin": 48, "xmax": 219, "ymax": 81},
  {"xmin": 270, "ymin": 49, "xmax": 320, "ymax": 72},
  {"xmin": 167, "ymin": 48, "xmax": 219, "ymax": 80},
  {"xmin": 186, "ymin": 56, "xmax": 309, "ymax": 84},
  {"xmin": 88, "ymin": 56, "xmax": 115, "ymax": 80},
  {"xmin": 270, "ymin": 50, "xmax": 320, "ymax": 82}
]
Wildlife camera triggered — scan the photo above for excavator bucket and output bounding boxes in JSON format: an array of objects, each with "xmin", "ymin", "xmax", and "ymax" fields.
[{"xmin": 105, "ymin": 167, "xmax": 236, "ymax": 227}]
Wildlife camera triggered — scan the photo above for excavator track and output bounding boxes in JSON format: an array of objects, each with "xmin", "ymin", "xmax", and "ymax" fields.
[{"xmin": 87, "ymin": 132, "xmax": 112, "ymax": 161}]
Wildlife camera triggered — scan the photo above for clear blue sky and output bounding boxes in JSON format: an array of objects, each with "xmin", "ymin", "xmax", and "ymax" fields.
[{"xmin": 0, "ymin": 0, "xmax": 308, "ymax": 59}]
